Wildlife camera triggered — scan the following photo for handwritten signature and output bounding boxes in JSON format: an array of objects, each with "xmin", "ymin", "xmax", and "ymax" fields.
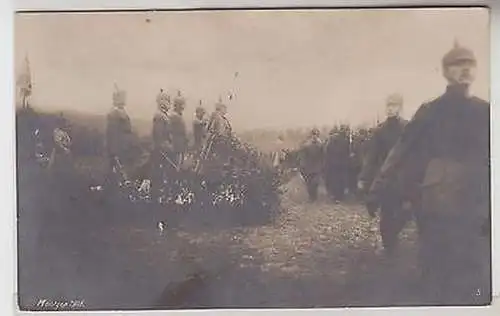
[{"xmin": 35, "ymin": 298, "xmax": 86, "ymax": 310}]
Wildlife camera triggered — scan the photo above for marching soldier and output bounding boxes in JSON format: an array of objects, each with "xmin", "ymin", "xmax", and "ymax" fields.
[
  {"xmin": 324, "ymin": 125, "xmax": 351, "ymax": 202},
  {"xmin": 358, "ymin": 93, "xmax": 408, "ymax": 254},
  {"xmin": 168, "ymin": 91, "xmax": 189, "ymax": 166},
  {"xmin": 104, "ymin": 85, "xmax": 132, "ymax": 188},
  {"xmin": 192, "ymin": 103, "xmax": 208, "ymax": 152},
  {"xmin": 298, "ymin": 128, "xmax": 325, "ymax": 202},
  {"xmin": 368, "ymin": 42, "xmax": 490, "ymax": 304}
]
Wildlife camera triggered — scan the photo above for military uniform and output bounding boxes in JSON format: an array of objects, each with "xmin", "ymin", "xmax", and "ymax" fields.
[
  {"xmin": 324, "ymin": 127, "xmax": 350, "ymax": 201},
  {"xmin": 193, "ymin": 107, "xmax": 208, "ymax": 152},
  {"xmin": 104, "ymin": 87, "xmax": 132, "ymax": 188},
  {"xmin": 359, "ymin": 115, "xmax": 408, "ymax": 252},
  {"xmin": 208, "ymin": 109, "xmax": 232, "ymax": 139},
  {"xmin": 298, "ymin": 131, "xmax": 325, "ymax": 202},
  {"xmin": 169, "ymin": 98, "xmax": 189, "ymax": 166},
  {"xmin": 106, "ymin": 107, "xmax": 132, "ymax": 174},
  {"xmin": 369, "ymin": 85, "xmax": 490, "ymax": 304}
]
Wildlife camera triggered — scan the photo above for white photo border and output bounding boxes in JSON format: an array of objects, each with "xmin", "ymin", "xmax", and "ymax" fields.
[{"xmin": 3, "ymin": 0, "xmax": 499, "ymax": 315}]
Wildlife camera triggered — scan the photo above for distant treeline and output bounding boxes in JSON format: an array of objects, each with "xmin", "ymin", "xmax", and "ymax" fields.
[{"xmin": 17, "ymin": 107, "xmax": 378, "ymax": 158}]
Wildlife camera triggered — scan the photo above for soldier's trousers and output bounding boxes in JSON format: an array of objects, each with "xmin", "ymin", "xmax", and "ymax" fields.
[
  {"xmin": 324, "ymin": 166, "xmax": 348, "ymax": 200},
  {"xmin": 417, "ymin": 183, "xmax": 490, "ymax": 305},
  {"xmin": 379, "ymin": 197, "xmax": 411, "ymax": 253},
  {"xmin": 301, "ymin": 171, "xmax": 321, "ymax": 202}
]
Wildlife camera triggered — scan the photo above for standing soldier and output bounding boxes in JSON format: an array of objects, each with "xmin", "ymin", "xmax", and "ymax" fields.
[
  {"xmin": 48, "ymin": 114, "xmax": 73, "ymax": 187},
  {"xmin": 358, "ymin": 93, "xmax": 408, "ymax": 255},
  {"xmin": 151, "ymin": 88, "xmax": 172, "ymax": 195},
  {"xmin": 208, "ymin": 97, "xmax": 232, "ymax": 139},
  {"xmin": 105, "ymin": 85, "xmax": 132, "ymax": 189},
  {"xmin": 368, "ymin": 42, "xmax": 490, "ymax": 304},
  {"xmin": 169, "ymin": 90, "xmax": 189, "ymax": 167},
  {"xmin": 298, "ymin": 128, "xmax": 325, "ymax": 202},
  {"xmin": 271, "ymin": 134, "xmax": 287, "ymax": 169},
  {"xmin": 192, "ymin": 102, "xmax": 208, "ymax": 152},
  {"xmin": 324, "ymin": 125, "xmax": 351, "ymax": 202}
]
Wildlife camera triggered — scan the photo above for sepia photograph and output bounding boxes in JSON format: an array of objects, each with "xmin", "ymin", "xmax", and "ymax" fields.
[{"xmin": 15, "ymin": 7, "xmax": 491, "ymax": 311}]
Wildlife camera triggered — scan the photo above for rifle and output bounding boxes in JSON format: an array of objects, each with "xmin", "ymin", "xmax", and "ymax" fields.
[
  {"xmin": 159, "ymin": 150, "xmax": 181, "ymax": 172},
  {"xmin": 193, "ymin": 133, "xmax": 216, "ymax": 173}
]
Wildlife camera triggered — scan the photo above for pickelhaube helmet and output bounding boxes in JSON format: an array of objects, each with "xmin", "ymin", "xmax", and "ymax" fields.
[
  {"xmin": 173, "ymin": 90, "xmax": 186, "ymax": 109},
  {"xmin": 112, "ymin": 84, "xmax": 126, "ymax": 107},
  {"xmin": 156, "ymin": 88, "xmax": 170, "ymax": 108},
  {"xmin": 215, "ymin": 96, "xmax": 227, "ymax": 111},
  {"xmin": 442, "ymin": 40, "xmax": 476, "ymax": 67},
  {"xmin": 195, "ymin": 101, "xmax": 206, "ymax": 115}
]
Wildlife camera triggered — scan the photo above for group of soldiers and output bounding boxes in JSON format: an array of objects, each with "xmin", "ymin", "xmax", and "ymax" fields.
[
  {"xmin": 18, "ymin": 40, "xmax": 490, "ymax": 305},
  {"xmin": 294, "ymin": 41, "xmax": 491, "ymax": 305},
  {"xmin": 103, "ymin": 85, "xmax": 234, "ymax": 197}
]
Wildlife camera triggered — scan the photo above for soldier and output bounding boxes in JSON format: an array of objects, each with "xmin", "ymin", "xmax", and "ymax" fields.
[
  {"xmin": 192, "ymin": 103, "xmax": 208, "ymax": 151},
  {"xmin": 208, "ymin": 97, "xmax": 232, "ymax": 139},
  {"xmin": 48, "ymin": 114, "xmax": 73, "ymax": 187},
  {"xmin": 104, "ymin": 85, "xmax": 132, "ymax": 188},
  {"xmin": 298, "ymin": 128, "xmax": 325, "ymax": 202},
  {"xmin": 271, "ymin": 134, "xmax": 287, "ymax": 169},
  {"xmin": 324, "ymin": 124, "xmax": 351, "ymax": 202},
  {"xmin": 168, "ymin": 91, "xmax": 189, "ymax": 166},
  {"xmin": 151, "ymin": 88, "xmax": 173, "ymax": 194},
  {"xmin": 358, "ymin": 93, "xmax": 408, "ymax": 254},
  {"xmin": 368, "ymin": 42, "xmax": 490, "ymax": 304}
]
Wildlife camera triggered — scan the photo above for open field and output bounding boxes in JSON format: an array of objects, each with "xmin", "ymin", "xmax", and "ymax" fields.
[{"xmin": 17, "ymin": 152, "xmax": 421, "ymax": 310}]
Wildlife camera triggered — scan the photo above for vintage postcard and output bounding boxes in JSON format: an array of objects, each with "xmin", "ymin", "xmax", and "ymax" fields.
[{"xmin": 15, "ymin": 7, "xmax": 491, "ymax": 311}]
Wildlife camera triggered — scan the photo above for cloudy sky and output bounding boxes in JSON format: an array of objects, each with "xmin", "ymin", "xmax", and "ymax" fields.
[{"xmin": 15, "ymin": 8, "xmax": 489, "ymax": 131}]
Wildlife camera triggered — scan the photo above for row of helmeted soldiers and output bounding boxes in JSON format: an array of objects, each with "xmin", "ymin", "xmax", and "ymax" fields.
[
  {"xmin": 294, "ymin": 41, "xmax": 491, "ymax": 305},
  {"xmin": 104, "ymin": 85, "xmax": 233, "ymax": 194},
  {"xmin": 294, "ymin": 92, "xmax": 405, "ymax": 204}
]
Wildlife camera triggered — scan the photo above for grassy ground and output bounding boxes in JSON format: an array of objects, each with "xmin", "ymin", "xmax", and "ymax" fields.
[{"xmin": 17, "ymin": 161, "xmax": 422, "ymax": 311}]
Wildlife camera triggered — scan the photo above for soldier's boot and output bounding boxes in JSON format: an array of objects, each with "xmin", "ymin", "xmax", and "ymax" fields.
[
  {"xmin": 304, "ymin": 174, "xmax": 319, "ymax": 202},
  {"xmin": 379, "ymin": 209, "xmax": 400, "ymax": 256}
]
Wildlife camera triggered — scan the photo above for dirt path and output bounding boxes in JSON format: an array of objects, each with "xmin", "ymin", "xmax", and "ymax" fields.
[{"xmin": 18, "ymin": 171, "xmax": 423, "ymax": 310}]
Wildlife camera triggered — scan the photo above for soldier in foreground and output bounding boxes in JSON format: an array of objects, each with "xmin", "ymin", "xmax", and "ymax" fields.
[
  {"xmin": 104, "ymin": 85, "xmax": 132, "ymax": 189},
  {"xmin": 368, "ymin": 42, "xmax": 490, "ymax": 304},
  {"xmin": 298, "ymin": 128, "xmax": 325, "ymax": 202},
  {"xmin": 358, "ymin": 93, "xmax": 408, "ymax": 255}
]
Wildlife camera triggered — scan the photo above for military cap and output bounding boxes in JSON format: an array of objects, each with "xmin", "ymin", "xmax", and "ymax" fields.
[
  {"xmin": 215, "ymin": 96, "xmax": 227, "ymax": 110},
  {"xmin": 112, "ymin": 85, "xmax": 126, "ymax": 107},
  {"xmin": 386, "ymin": 93, "xmax": 404, "ymax": 106},
  {"xmin": 195, "ymin": 105, "xmax": 206, "ymax": 114},
  {"xmin": 442, "ymin": 41, "xmax": 476, "ymax": 67}
]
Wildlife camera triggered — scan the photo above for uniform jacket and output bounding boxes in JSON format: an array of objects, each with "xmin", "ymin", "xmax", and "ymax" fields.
[
  {"xmin": 192, "ymin": 116, "xmax": 208, "ymax": 148},
  {"xmin": 358, "ymin": 116, "xmax": 407, "ymax": 186},
  {"xmin": 168, "ymin": 111, "xmax": 189, "ymax": 154},
  {"xmin": 208, "ymin": 111, "xmax": 232, "ymax": 138},
  {"xmin": 325, "ymin": 132, "xmax": 350, "ymax": 168},
  {"xmin": 106, "ymin": 107, "xmax": 132, "ymax": 157},
  {"xmin": 370, "ymin": 86, "xmax": 490, "ymax": 210},
  {"xmin": 298, "ymin": 136, "xmax": 325, "ymax": 174},
  {"xmin": 152, "ymin": 110, "xmax": 171, "ymax": 152}
]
